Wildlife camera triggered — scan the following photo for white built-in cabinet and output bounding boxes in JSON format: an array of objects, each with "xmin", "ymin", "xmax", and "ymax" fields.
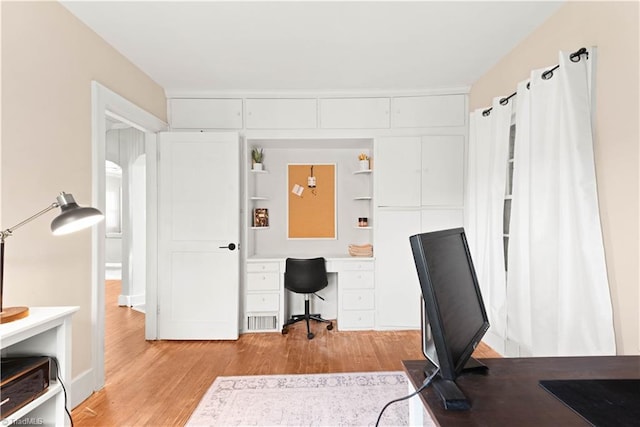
[
  {"xmin": 166, "ymin": 92, "xmax": 467, "ymax": 334},
  {"xmin": 319, "ymin": 98, "xmax": 390, "ymax": 129},
  {"xmin": 245, "ymin": 261, "xmax": 282, "ymax": 331},
  {"xmin": 169, "ymin": 94, "xmax": 465, "ymax": 131},
  {"xmin": 392, "ymin": 95, "xmax": 466, "ymax": 128},
  {"xmin": 376, "ymin": 135, "xmax": 464, "ymax": 207},
  {"xmin": 376, "ymin": 137, "xmax": 422, "ymax": 207},
  {"xmin": 422, "ymin": 135, "xmax": 465, "ymax": 206},
  {"xmin": 246, "ymin": 98, "xmax": 317, "ymax": 129},
  {"xmin": 374, "ymin": 210, "xmax": 422, "ymax": 328},
  {"xmin": 334, "ymin": 260, "xmax": 375, "ymax": 330},
  {"xmin": 169, "ymin": 98, "xmax": 243, "ymax": 129},
  {"xmin": 374, "ymin": 135, "xmax": 465, "ymax": 329}
]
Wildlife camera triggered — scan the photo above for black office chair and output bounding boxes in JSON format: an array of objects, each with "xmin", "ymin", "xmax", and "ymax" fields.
[{"xmin": 281, "ymin": 257, "xmax": 334, "ymax": 339}]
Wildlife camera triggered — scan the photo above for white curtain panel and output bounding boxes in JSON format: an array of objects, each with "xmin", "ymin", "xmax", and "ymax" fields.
[
  {"xmin": 507, "ymin": 50, "xmax": 616, "ymax": 356},
  {"xmin": 465, "ymin": 97, "xmax": 512, "ymax": 342}
]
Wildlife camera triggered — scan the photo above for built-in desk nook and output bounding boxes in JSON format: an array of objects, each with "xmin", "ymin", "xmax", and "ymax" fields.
[
  {"xmin": 241, "ymin": 137, "xmax": 377, "ymax": 333},
  {"xmin": 245, "ymin": 256, "xmax": 375, "ymax": 332}
]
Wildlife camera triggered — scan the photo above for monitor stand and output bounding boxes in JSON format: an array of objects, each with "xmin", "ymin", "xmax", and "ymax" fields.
[
  {"xmin": 460, "ymin": 356, "xmax": 489, "ymax": 374},
  {"xmin": 423, "ymin": 357, "xmax": 488, "ymax": 411}
]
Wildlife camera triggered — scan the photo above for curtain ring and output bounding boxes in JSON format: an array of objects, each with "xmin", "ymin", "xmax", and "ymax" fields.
[
  {"xmin": 570, "ymin": 47, "xmax": 588, "ymax": 63},
  {"xmin": 526, "ymin": 82, "xmax": 531, "ymax": 90},
  {"xmin": 499, "ymin": 97, "xmax": 509, "ymax": 106},
  {"xmin": 542, "ymin": 70, "xmax": 554, "ymax": 80},
  {"xmin": 482, "ymin": 108, "xmax": 492, "ymax": 117}
]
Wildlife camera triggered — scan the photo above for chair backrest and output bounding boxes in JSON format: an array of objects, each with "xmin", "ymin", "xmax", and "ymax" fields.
[{"xmin": 284, "ymin": 257, "xmax": 328, "ymax": 294}]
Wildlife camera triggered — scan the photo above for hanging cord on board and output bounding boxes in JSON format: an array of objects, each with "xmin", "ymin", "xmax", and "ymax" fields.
[
  {"xmin": 50, "ymin": 356, "xmax": 75, "ymax": 427},
  {"xmin": 374, "ymin": 367, "xmax": 440, "ymax": 427},
  {"xmin": 481, "ymin": 47, "xmax": 589, "ymax": 117}
]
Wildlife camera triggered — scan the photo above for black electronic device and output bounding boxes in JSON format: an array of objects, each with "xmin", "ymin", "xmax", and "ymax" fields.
[
  {"xmin": 1, "ymin": 356, "xmax": 50, "ymax": 418},
  {"xmin": 410, "ymin": 227, "xmax": 490, "ymax": 411}
]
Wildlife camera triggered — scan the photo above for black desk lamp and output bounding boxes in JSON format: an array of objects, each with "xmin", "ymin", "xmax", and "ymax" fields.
[{"xmin": 0, "ymin": 192, "xmax": 104, "ymax": 324}]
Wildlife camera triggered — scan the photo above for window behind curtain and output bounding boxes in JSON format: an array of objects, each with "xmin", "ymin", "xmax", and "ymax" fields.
[{"xmin": 106, "ymin": 160, "xmax": 122, "ymax": 235}]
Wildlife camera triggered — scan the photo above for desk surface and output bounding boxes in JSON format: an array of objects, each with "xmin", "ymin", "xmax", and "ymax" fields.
[
  {"xmin": 403, "ymin": 356, "xmax": 640, "ymax": 427},
  {"xmin": 247, "ymin": 255, "xmax": 373, "ymax": 262}
]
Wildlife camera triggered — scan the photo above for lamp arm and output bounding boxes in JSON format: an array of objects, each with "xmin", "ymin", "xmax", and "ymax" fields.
[{"xmin": 0, "ymin": 202, "xmax": 59, "ymax": 242}]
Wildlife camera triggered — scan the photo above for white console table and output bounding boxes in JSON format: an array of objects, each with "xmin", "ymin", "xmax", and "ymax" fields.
[
  {"xmin": 1, "ymin": 306, "xmax": 78, "ymax": 426},
  {"xmin": 244, "ymin": 256, "xmax": 374, "ymax": 333}
]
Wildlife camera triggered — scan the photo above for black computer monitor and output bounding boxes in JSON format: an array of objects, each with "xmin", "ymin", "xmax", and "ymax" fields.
[{"xmin": 410, "ymin": 227, "xmax": 490, "ymax": 411}]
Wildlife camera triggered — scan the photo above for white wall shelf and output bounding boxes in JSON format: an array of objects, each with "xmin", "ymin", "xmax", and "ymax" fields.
[
  {"xmin": 250, "ymin": 196, "xmax": 269, "ymax": 200},
  {"xmin": 354, "ymin": 196, "xmax": 372, "ymax": 200},
  {"xmin": 0, "ymin": 306, "xmax": 78, "ymax": 427},
  {"xmin": 353, "ymin": 170, "xmax": 372, "ymax": 175},
  {"xmin": 7, "ymin": 382, "xmax": 62, "ymax": 425},
  {"xmin": 251, "ymin": 169, "xmax": 269, "ymax": 174}
]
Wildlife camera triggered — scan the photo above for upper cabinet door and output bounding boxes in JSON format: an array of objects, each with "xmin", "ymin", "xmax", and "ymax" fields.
[
  {"xmin": 169, "ymin": 98, "xmax": 243, "ymax": 129},
  {"xmin": 245, "ymin": 98, "xmax": 317, "ymax": 129},
  {"xmin": 375, "ymin": 136, "xmax": 422, "ymax": 207},
  {"xmin": 320, "ymin": 98, "xmax": 390, "ymax": 129},
  {"xmin": 421, "ymin": 135, "xmax": 465, "ymax": 207},
  {"xmin": 393, "ymin": 95, "xmax": 466, "ymax": 128}
]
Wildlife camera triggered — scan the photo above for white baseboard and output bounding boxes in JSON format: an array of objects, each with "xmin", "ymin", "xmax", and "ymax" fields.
[
  {"xmin": 105, "ymin": 263, "xmax": 122, "ymax": 280},
  {"xmin": 117, "ymin": 293, "xmax": 145, "ymax": 307},
  {"xmin": 70, "ymin": 368, "xmax": 98, "ymax": 409}
]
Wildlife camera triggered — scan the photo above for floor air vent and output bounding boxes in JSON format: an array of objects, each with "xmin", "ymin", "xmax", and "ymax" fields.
[{"xmin": 247, "ymin": 315, "xmax": 278, "ymax": 331}]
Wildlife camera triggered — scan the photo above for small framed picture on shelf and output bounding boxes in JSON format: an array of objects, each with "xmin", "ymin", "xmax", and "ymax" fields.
[{"xmin": 253, "ymin": 208, "xmax": 269, "ymax": 227}]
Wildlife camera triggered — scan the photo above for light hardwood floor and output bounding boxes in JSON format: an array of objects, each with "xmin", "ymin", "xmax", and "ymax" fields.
[{"xmin": 71, "ymin": 280, "xmax": 499, "ymax": 426}]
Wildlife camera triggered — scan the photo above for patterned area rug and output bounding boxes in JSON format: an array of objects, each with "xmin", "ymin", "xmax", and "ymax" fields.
[{"xmin": 186, "ymin": 371, "xmax": 431, "ymax": 426}]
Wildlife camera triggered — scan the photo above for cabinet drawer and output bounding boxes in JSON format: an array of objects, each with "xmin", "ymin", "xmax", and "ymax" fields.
[
  {"xmin": 339, "ymin": 310, "xmax": 375, "ymax": 329},
  {"xmin": 330, "ymin": 260, "xmax": 374, "ymax": 272},
  {"xmin": 340, "ymin": 271, "xmax": 374, "ymax": 290},
  {"xmin": 247, "ymin": 262, "xmax": 280, "ymax": 273},
  {"xmin": 247, "ymin": 272, "xmax": 279, "ymax": 291},
  {"xmin": 341, "ymin": 290, "xmax": 375, "ymax": 310},
  {"xmin": 246, "ymin": 293, "xmax": 279, "ymax": 312}
]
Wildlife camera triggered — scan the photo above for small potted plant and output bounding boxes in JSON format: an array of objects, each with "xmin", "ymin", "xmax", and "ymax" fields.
[
  {"xmin": 358, "ymin": 153, "xmax": 370, "ymax": 171},
  {"xmin": 252, "ymin": 147, "xmax": 264, "ymax": 171}
]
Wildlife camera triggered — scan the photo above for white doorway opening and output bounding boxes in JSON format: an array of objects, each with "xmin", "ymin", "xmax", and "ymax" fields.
[{"xmin": 90, "ymin": 82, "xmax": 167, "ymax": 397}]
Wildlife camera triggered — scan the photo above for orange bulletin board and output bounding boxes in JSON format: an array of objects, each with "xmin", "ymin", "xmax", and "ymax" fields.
[{"xmin": 288, "ymin": 164, "xmax": 336, "ymax": 239}]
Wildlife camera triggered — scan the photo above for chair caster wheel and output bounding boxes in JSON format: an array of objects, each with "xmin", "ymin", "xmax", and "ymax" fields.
[
  {"xmin": 327, "ymin": 323, "xmax": 333, "ymax": 331},
  {"xmin": 307, "ymin": 332, "xmax": 315, "ymax": 340},
  {"xmin": 282, "ymin": 327, "xmax": 288, "ymax": 335}
]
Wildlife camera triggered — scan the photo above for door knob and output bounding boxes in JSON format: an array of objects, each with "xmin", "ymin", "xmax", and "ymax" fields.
[{"xmin": 219, "ymin": 243, "xmax": 237, "ymax": 251}]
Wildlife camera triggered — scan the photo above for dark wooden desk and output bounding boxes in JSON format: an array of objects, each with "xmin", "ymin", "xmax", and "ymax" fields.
[{"xmin": 402, "ymin": 356, "xmax": 640, "ymax": 426}]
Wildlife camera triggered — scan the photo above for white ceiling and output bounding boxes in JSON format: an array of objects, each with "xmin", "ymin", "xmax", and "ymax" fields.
[{"xmin": 60, "ymin": 1, "xmax": 564, "ymax": 96}]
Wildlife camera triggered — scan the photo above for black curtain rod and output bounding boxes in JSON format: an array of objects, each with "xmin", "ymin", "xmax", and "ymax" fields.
[{"xmin": 481, "ymin": 47, "xmax": 589, "ymax": 117}]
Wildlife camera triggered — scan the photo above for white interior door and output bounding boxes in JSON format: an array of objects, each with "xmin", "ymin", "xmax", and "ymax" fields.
[{"xmin": 158, "ymin": 132, "xmax": 240, "ymax": 339}]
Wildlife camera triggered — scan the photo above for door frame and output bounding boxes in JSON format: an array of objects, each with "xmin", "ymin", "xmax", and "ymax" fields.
[{"xmin": 91, "ymin": 82, "xmax": 167, "ymax": 391}]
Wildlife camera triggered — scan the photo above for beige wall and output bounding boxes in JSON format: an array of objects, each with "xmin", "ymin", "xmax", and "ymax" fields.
[
  {"xmin": 1, "ymin": 1, "xmax": 166, "ymax": 378},
  {"xmin": 470, "ymin": 1, "xmax": 639, "ymax": 354}
]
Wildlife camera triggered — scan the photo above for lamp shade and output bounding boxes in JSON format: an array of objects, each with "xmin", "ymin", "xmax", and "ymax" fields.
[{"xmin": 51, "ymin": 192, "xmax": 104, "ymax": 236}]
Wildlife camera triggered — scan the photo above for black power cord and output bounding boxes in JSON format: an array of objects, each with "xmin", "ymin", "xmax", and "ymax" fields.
[
  {"xmin": 49, "ymin": 356, "xmax": 74, "ymax": 427},
  {"xmin": 374, "ymin": 367, "xmax": 440, "ymax": 427}
]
